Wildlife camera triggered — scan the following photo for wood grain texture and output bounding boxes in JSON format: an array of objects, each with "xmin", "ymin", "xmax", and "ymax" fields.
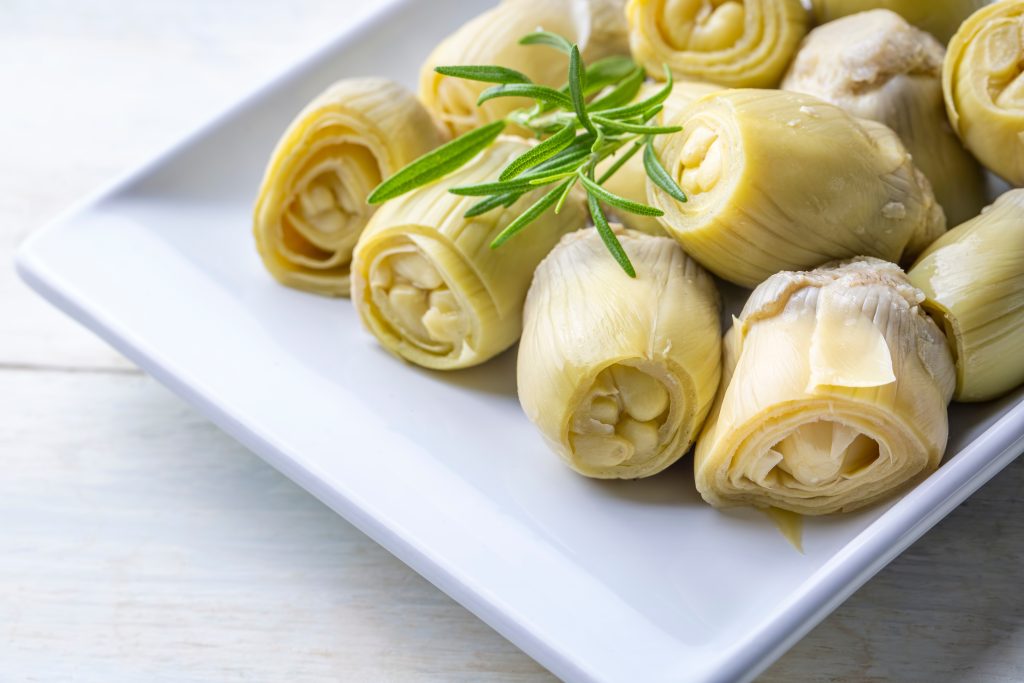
[
  {"xmin": 0, "ymin": 371, "xmax": 551, "ymax": 681},
  {"xmin": 2, "ymin": 1, "xmax": 1023, "ymax": 681},
  {"xmin": 0, "ymin": 0, "xmax": 380, "ymax": 370}
]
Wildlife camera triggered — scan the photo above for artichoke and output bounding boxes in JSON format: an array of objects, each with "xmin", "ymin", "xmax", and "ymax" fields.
[
  {"xmin": 351, "ymin": 137, "xmax": 588, "ymax": 370},
  {"xmin": 943, "ymin": 0, "xmax": 1024, "ymax": 187},
  {"xmin": 253, "ymin": 78, "xmax": 447, "ymax": 296},
  {"xmin": 696, "ymin": 257, "xmax": 955, "ymax": 514},
  {"xmin": 519, "ymin": 228, "xmax": 722, "ymax": 478},
  {"xmin": 908, "ymin": 189, "xmax": 1024, "ymax": 402},
  {"xmin": 783, "ymin": 9, "xmax": 987, "ymax": 226},
  {"xmin": 809, "ymin": 0, "xmax": 991, "ymax": 44},
  {"xmin": 626, "ymin": 0, "xmax": 810, "ymax": 88},
  {"xmin": 600, "ymin": 80, "xmax": 725, "ymax": 235},
  {"xmin": 661, "ymin": 80, "xmax": 727, "ymax": 122},
  {"xmin": 648, "ymin": 88, "xmax": 946, "ymax": 287},
  {"xmin": 420, "ymin": 0, "xmax": 629, "ymax": 137}
]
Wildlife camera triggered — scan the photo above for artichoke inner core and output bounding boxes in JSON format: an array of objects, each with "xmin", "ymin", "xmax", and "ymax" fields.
[
  {"xmin": 283, "ymin": 145, "xmax": 380, "ymax": 262},
  {"xmin": 660, "ymin": 0, "xmax": 746, "ymax": 52},
  {"xmin": 677, "ymin": 124, "xmax": 724, "ymax": 198},
  {"xmin": 569, "ymin": 364, "xmax": 672, "ymax": 468},
  {"xmin": 755, "ymin": 420, "xmax": 883, "ymax": 486},
  {"xmin": 369, "ymin": 247, "xmax": 467, "ymax": 353},
  {"xmin": 984, "ymin": 21, "xmax": 1024, "ymax": 107}
]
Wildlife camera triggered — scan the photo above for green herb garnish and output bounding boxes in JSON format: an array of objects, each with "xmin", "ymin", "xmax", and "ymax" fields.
[{"xmin": 367, "ymin": 31, "xmax": 687, "ymax": 277}]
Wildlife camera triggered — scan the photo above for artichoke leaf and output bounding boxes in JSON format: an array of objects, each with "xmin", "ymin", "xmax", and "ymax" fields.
[
  {"xmin": 518, "ymin": 227, "xmax": 722, "ymax": 478},
  {"xmin": 908, "ymin": 189, "xmax": 1024, "ymax": 402},
  {"xmin": 648, "ymin": 89, "xmax": 945, "ymax": 287},
  {"xmin": 253, "ymin": 78, "xmax": 447, "ymax": 296},
  {"xmin": 351, "ymin": 137, "xmax": 588, "ymax": 370},
  {"xmin": 809, "ymin": 0, "xmax": 991, "ymax": 44},
  {"xmin": 943, "ymin": 0, "xmax": 1024, "ymax": 187},
  {"xmin": 420, "ymin": 0, "xmax": 630, "ymax": 137},
  {"xmin": 783, "ymin": 10, "xmax": 987, "ymax": 226},
  {"xmin": 626, "ymin": 0, "xmax": 810, "ymax": 88},
  {"xmin": 695, "ymin": 257, "xmax": 955, "ymax": 515}
]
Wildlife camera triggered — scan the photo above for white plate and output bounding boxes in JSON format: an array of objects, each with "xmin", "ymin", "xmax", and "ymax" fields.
[{"xmin": 15, "ymin": 1, "xmax": 1024, "ymax": 681}]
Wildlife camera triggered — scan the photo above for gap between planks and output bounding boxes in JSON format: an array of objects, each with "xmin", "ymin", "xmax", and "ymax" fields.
[{"xmin": 0, "ymin": 362, "xmax": 140, "ymax": 376}]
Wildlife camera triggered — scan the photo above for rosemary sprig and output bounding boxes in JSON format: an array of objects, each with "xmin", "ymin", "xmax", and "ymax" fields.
[{"xmin": 367, "ymin": 31, "xmax": 689, "ymax": 276}]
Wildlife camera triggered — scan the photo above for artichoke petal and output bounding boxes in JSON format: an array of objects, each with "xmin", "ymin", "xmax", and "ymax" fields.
[
  {"xmin": 783, "ymin": 10, "xmax": 987, "ymax": 226},
  {"xmin": 810, "ymin": 0, "xmax": 990, "ymax": 44},
  {"xmin": 908, "ymin": 189, "xmax": 1024, "ymax": 402},
  {"xmin": 943, "ymin": 0, "xmax": 1024, "ymax": 187},
  {"xmin": 598, "ymin": 81, "xmax": 725, "ymax": 235},
  {"xmin": 648, "ymin": 89, "xmax": 945, "ymax": 287},
  {"xmin": 626, "ymin": 0, "xmax": 810, "ymax": 88},
  {"xmin": 420, "ymin": 0, "xmax": 630, "ymax": 137},
  {"xmin": 253, "ymin": 78, "xmax": 447, "ymax": 296},
  {"xmin": 695, "ymin": 257, "xmax": 955, "ymax": 515},
  {"xmin": 351, "ymin": 137, "xmax": 588, "ymax": 370},
  {"xmin": 518, "ymin": 227, "xmax": 722, "ymax": 479}
]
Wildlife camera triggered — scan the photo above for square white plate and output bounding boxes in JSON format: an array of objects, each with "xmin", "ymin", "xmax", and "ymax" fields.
[{"xmin": 16, "ymin": 1, "xmax": 1024, "ymax": 681}]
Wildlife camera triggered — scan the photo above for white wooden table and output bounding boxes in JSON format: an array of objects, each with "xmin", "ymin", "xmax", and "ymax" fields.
[{"xmin": 3, "ymin": 2, "xmax": 1023, "ymax": 680}]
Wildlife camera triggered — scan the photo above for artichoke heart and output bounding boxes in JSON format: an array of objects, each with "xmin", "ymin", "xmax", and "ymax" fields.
[
  {"xmin": 519, "ymin": 228, "xmax": 722, "ymax": 478},
  {"xmin": 696, "ymin": 257, "xmax": 955, "ymax": 515},
  {"xmin": 599, "ymin": 81, "xmax": 725, "ymax": 235},
  {"xmin": 783, "ymin": 10, "xmax": 987, "ymax": 226},
  {"xmin": 626, "ymin": 0, "xmax": 810, "ymax": 88},
  {"xmin": 648, "ymin": 89, "xmax": 946, "ymax": 288},
  {"xmin": 908, "ymin": 189, "xmax": 1024, "ymax": 402},
  {"xmin": 351, "ymin": 137, "xmax": 588, "ymax": 370},
  {"xmin": 420, "ymin": 0, "xmax": 629, "ymax": 137},
  {"xmin": 662, "ymin": 80, "xmax": 729, "ymax": 123},
  {"xmin": 944, "ymin": 0, "xmax": 1024, "ymax": 187},
  {"xmin": 253, "ymin": 78, "xmax": 447, "ymax": 297},
  {"xmin": 809, "ymin": 0, "xmax": 991, "ymax": 44}
]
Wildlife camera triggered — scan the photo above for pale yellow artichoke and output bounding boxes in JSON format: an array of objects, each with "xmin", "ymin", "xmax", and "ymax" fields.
[
  {"xmin": 351, "ymin": 137, "xmax": 588, "ymax": 370},
  {"xmin": 519, "ymin": 228, "xmax": 722, "ymax": 478},
  {"xmin": 648, "ymin": 88, "xmax": 945, "ymax": 287},
  {"xmin": 943, "ymin": 0, "xmax": 1024, "ymax": 187},
  {"xmin": 420, "ymin": 0, "xmax": 629, "ymax": 137},
  {"xmin": 600, "ymin": 81, "xmax": 725, "ymax": 235},
  {"xmin": 696, "ymin": 257, "xmax": 955, "ymax": 515},
  {"xmin": 783, "ymin": 10, "xmax": 987, "ymax": 226},
  {"xmin": 661, "ymin": 79, "xmax": 726, "ymax": 122},
  {"xmin": 626, "ymin": 0, "xmax": 810, "ymax": 88},
  {"xmin": 809, "ymin": 0, "xmax": 991, "ymax": 44},
  {"xmin": 908, "ymin": 189, "xmax": 1024, "ymax": 402},
  {"xmin": 253, "ymin": 78, "xmax": 447, "ymax": 296}
]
